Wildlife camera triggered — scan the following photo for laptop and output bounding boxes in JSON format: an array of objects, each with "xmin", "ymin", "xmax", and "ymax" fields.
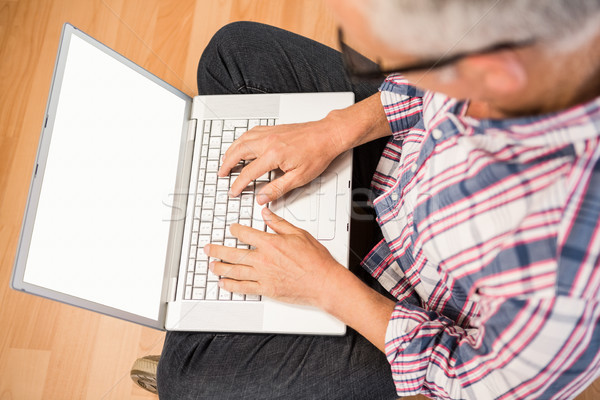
[{"xmin": 11, "ymin": 24, "xmax": 354, "ymax": 335}]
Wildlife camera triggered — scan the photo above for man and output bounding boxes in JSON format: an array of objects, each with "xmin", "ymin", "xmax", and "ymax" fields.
[{"xmin": 137, "ymin": 0, "xmax": 600, "ymax": 398}]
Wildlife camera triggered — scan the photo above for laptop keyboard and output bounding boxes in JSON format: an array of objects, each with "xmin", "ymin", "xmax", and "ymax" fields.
[{"xmin": 183, "ymin": 118, "xmax": 277, "ymax": 301}]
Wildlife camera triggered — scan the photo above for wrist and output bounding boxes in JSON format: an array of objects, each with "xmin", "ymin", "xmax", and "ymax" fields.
[
  {"xmin": 323, "ymin": 93, "xmax": 392, "ymax": 155},
  {"xmin": 319, "ymin": 264, "xmax": 396, "ymax": 352}
]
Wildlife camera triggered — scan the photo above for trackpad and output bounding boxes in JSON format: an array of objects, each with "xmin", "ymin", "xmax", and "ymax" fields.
[{"xmin": 273, "ymin": 173, "xmax": 337, "ymax": 240}]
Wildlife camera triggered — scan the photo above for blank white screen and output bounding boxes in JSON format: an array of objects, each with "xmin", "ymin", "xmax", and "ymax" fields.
[{"xmin": 24, "ymin": 34, "xmax": 187, "ymax": 321}]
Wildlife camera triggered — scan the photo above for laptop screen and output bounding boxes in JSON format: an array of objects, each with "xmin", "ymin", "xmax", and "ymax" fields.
[{"xmin": 21, "ymin": 31, "xmax": 188, "ymax": 322}]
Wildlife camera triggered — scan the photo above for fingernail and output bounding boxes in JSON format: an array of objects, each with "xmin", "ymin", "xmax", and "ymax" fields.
[
  {"xmin": 209, "ymin": 262, "xmax": 214, "ymax": 271},
  {"xmin": 218, "ymin": 280, "xmax": 224, "ymax": 288},
  {"xmin": 257, "ymin": 193, "xmax": 269, "ymax": 205},
  {"xmin": 204, "ymin": 244, "xmax": 210, "ymax": 254}
]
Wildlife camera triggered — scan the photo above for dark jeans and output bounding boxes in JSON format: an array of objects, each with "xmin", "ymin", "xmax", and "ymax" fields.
[{"xmin": 157, "ymin": 22, "xmax": 396, "ymax": 400}]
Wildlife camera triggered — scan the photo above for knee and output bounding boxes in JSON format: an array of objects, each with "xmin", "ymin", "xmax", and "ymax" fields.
[
  {"xmin": 197, "ymin": 22, "xmax": 282, "ymax": 94},
  {"xmin": 198, "ymin": 22, "xmax": 265, "ymax": 78}
]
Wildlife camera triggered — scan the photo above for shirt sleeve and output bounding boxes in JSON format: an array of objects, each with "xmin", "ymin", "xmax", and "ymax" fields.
[
  {"xmin": 385, "ymin": 295, "xmax": 600, "ymax": 399},
  {"xmin": 378, "ymin": 74, "xmax": 425, "ymax": 141}
]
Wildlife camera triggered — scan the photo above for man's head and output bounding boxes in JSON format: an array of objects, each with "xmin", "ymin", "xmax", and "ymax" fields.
[{"xmin": 328, "ymin": 0, "xmax": 600, "ymax": 118}]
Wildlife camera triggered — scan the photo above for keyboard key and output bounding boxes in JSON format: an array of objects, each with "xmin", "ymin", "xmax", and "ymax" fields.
[
  {"xmin": 224, "ymin": 238, "xmax": 237, "ymax": 248},
  {"xmin": 224, "ymin": 119, "xmax": 248, "ymax": 131},
  {"xmin": 228, "ymin": 199, "xmax": 240, "ymax": 213},
  {"xmin": 205, "ymin": 172, "xmax": 217, "ymax": 184},
  {"xmin": 189, "ymin": 246, "xmax": 197, "ymax": 260},
  {"xmin": 246, "ymin": 294, "xmax": 261, "ymax": 301},
  {"xmin": 199, "ymin": 157, "xmax": 207, "ymax": 169},
  {"xmin": 188, "ymin": 259, "xmax": 195, "ymax": 271},
  {"xmin": 208, "ymin": 148, "xmax": 220, "ymax": 160},
  {"xmin": 200, "ymin": 222, "xmax": 212, "ymax": 235},
  {"xmin": 212, "ymin": 120, "xmax": 223, "ymax": 136},
  {"xmin": 232, "ymin": 292, "xmax": 245, "ymax": 301},
  {"xmin": 226, "ymin": 212, "xmax": 239, "ymax": 223},
  {"xmin": 186, "ymin": 272, "xmax": 194, "ymax": 286},
  {"xmin": 221, "ymin": 142, "xmax": 232, "ymax": 154},
  {"xmin": 209, "ymin": 136, "xmax": 221, "ymax": 148},
  {"xmin": 190, "ymin": 232, "xmax": 198, "ymax": 246},
  {"xmin": 201, "ymin": 209, "xmax": 214, "ymax": 220},
  {"xmin": 203, "ymin": 198, "xmax": 216, "ymax": 211},
  {"xmin": 260, "ymin": 119, "xmax": 268, "ymax": 126},
  {"xmin": 213, "ymin": 217, "xmax": 226, "ymax": 229},
  {"xmin": 192, "ymin": 287, "xmax": 205, "ymax": 300},
  {"xmin": 241, "ymin": 193, "xmax": 254, "ymax": 207},
  {"xmin": 197, "ymin": 250, "xmax": 208, "ymax": 262},
  {"xmin": 216, "ymin": 191, "xmax": 229, "ymax": 204},
  {"xmin": 206, "ymin": 282, "xmax": 219, "ymax": 300},
  {"xmin": 194, "ymin": 206, "xmax": 201, "ymax": 219},
  {"xmin": 239, "ymin": 219, "xmax": 251, "ymax": 227},
  {"xmin": 217, "ymin": 178, "xmax": 229, "ymax": 191},
  {"xmin": 192, "ymin": 219, "xmax": 200, "ymax": 232},
  {"xmin": 207, "ymin": 160, "xmax": 219, "ymax": 171},
  {"xmin": 215, "ymin": 203, "xmax": 227, "ymax": 216},
  {"xmin": 219, "ymin": 287, "xmax": 232, "ymax": 301},
  {"xmin": 203, "ymin": 120, "xmax": 211, "ymax": 133},
  {"xmin": 196, "ymin": 260, "xmax": 208, "ymax": 274},
  {"xmin": 193, "ymin": 274, "xmax": 207, "ymax": 288},
  {"xmin": 201, "ymin": 145, "xmax": 208, "ymax": 157},
  {"xmin": 212, "ymin": 228, "xmax": 225, "ymax": 242},
  {"xmin": 184, "ymin": 286, "xmax": 192, "ymax": 300},
  {"xmin": 240, "ymin": 206, "xmax": 252, "ymax": 219},
  {"xmin": 198, "ymin": 235, "xmax": 211, "ymax": 249},
  {"xmin": 252, "ymin": 199, "xmax": 266, "ymax": 231},
  {"xmin": 195, "ymin": 193, "xmax": 203, "ymax": 206},
  {"xmin": 252, "ymin": 219, "xmax": 266, "ymax": 232},
  {"xmin": 222, "ymin": 131, "xmax": 234, "ymax": 143}
]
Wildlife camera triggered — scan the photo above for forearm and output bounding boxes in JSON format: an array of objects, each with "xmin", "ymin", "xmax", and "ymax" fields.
[
  {"xmin": 321, "ymin": 265, "xmax": 396, "ymax": 352},
  {"xmin": 327, "ymin": 92, "xmax": 392, "ymax": 153}
]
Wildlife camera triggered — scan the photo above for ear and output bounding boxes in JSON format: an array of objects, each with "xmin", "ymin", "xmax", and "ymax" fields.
[{"xmin": 459, "ymin": 50, "xmax": 528, "ymax": 95}]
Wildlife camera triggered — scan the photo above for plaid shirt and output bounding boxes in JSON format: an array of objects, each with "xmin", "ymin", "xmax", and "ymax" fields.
[{"xmin": 362, "ymin": 74, "xmax": 600, "ymax": 399}]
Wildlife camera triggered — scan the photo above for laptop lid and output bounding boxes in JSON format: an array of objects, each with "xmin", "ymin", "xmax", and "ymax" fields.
[{"xmin": 11, "ymin": 24, "xmax": 192, "ymax": 330}]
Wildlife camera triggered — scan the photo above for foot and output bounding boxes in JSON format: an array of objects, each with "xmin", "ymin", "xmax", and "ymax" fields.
[{"xmin": 131, "ymin": 355, "xmax": 160, "ymax": 394}]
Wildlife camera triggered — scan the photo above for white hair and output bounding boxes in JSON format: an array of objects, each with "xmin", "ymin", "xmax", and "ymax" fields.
[{"xmin": 366, "ymin": 0, "xmax": 600, "ymax": 57}]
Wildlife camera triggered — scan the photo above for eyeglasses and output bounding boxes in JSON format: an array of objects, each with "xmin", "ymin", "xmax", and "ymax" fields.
[{"xmin": 338, "ymin": 28, "xmax": 535, "ymax": 81}]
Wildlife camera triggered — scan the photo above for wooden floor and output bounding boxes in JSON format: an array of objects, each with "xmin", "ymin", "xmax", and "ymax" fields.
[{"xmin": 0, "ymin": 0, "xmax": 598, "ymax": 399}]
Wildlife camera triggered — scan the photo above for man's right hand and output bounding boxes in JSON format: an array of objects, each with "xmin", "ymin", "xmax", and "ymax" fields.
[
  {"xmin": 218, "ymin": 93, "xmax": 392, "ymax": 204},
  {"xmin": 218, "ymin": 113, "xmax": 347, "ymax": 205}
]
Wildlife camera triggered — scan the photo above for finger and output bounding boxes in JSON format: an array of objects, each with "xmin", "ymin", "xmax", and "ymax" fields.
[
  {"xmin": 219, "ymin": 278, "xmax": 261, "ymax": 296},
  {"xmin": 229, "ymin": 223, "xmax": 268, "ymax": 247},
  {"xmin": 256, "ymin": 170, "xmax": 302, "ymax": 204},
  {"xmin": 219, "ymin": 139, "xmax": 260, "ymax": 177},
  {"xmin": 210, "ymin": 261, "xmax": 256, "ymax": 281},
  {"xmin": 204, "ymin": 243, "xmax": 255, "ymax": 265},
  {"xmin": 229, "ymin": 158, "xmax": 275, "ymax": 197},
  {"xmin": 261, "ymin": 207, "xmax": 299, "ymax": 235}
]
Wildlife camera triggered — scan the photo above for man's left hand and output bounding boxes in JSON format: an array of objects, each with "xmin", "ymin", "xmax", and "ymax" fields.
[{"xmin": 204, "ymin": 207, "xmax": 345, "ymax": 308}]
